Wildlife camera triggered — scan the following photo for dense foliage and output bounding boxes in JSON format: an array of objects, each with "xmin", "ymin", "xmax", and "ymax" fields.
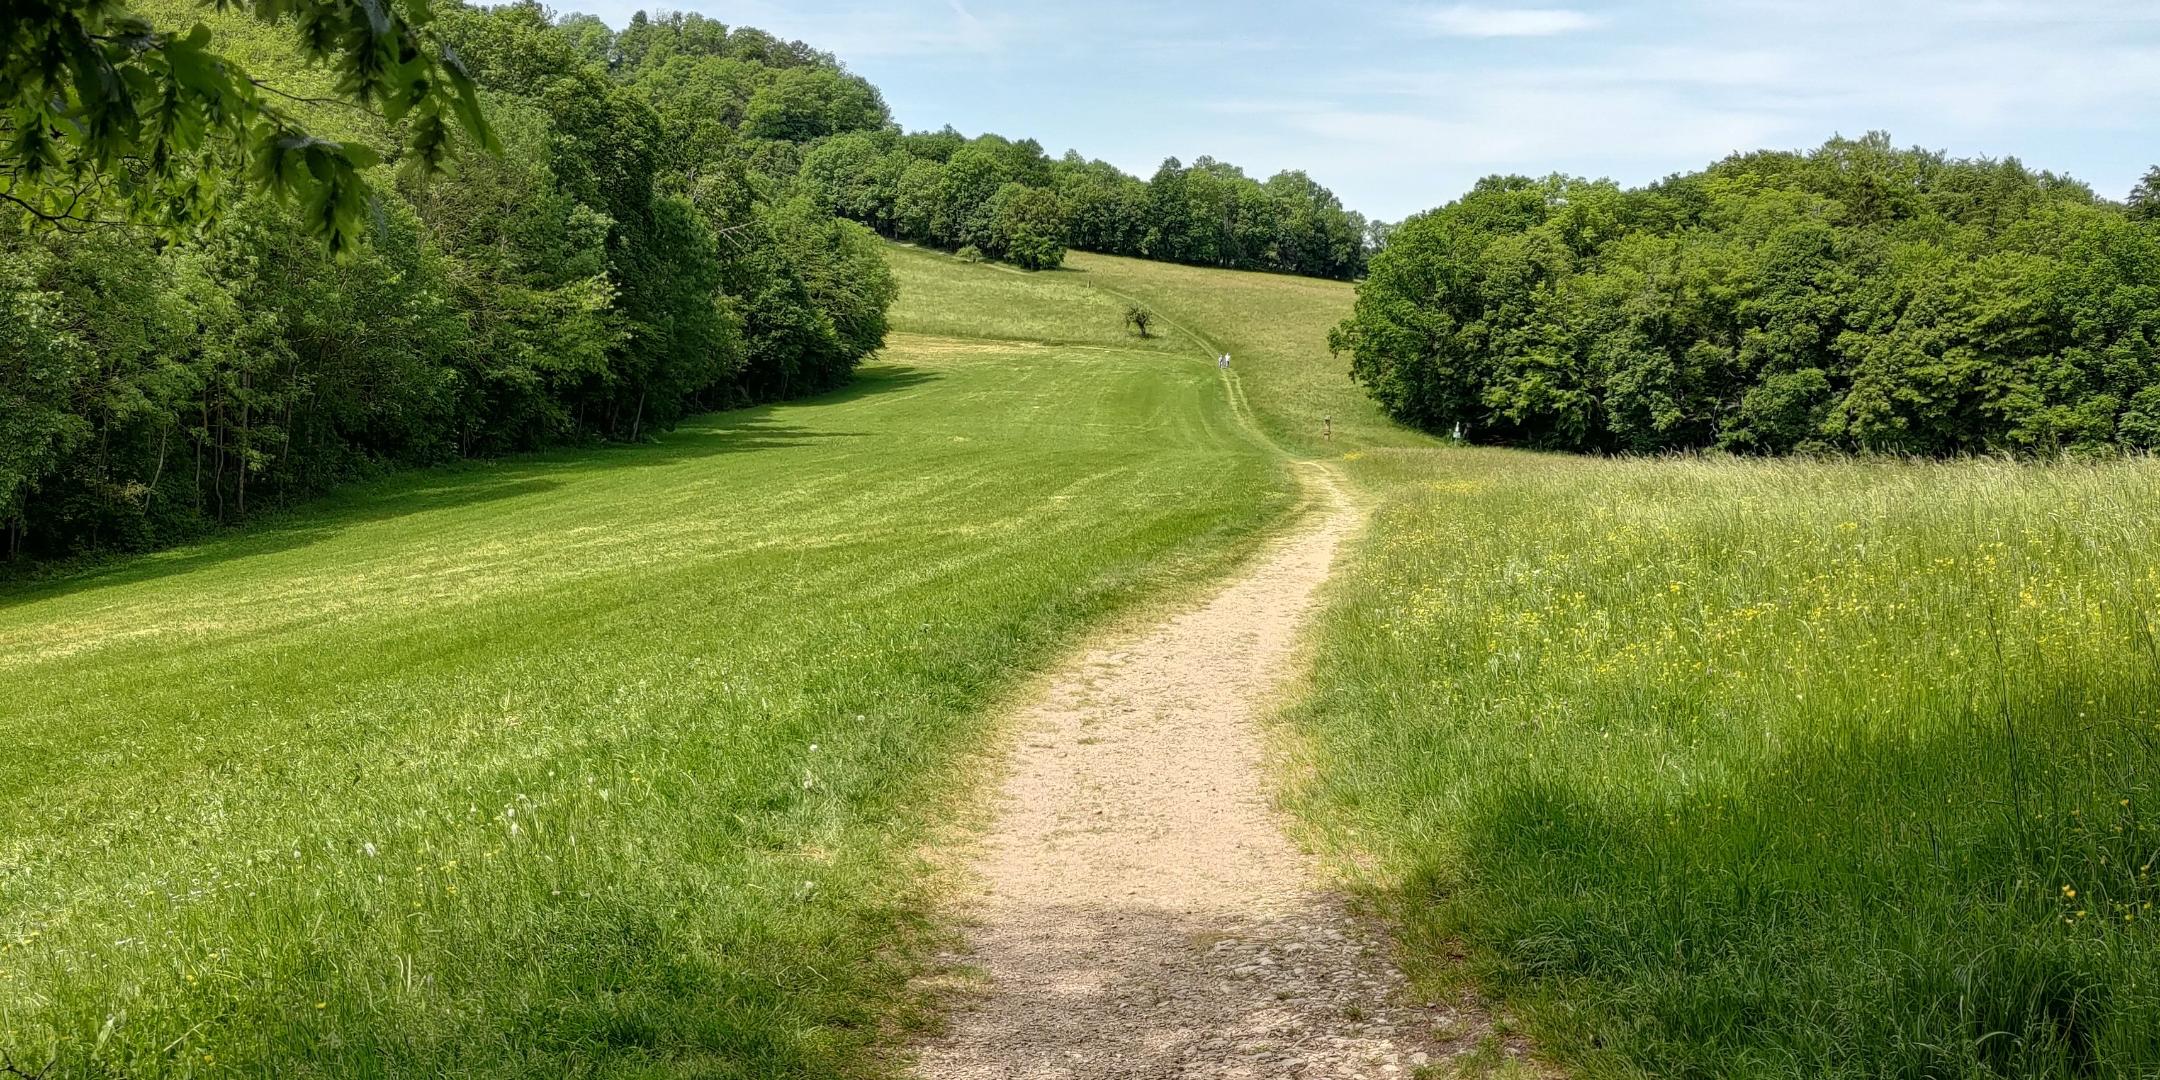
[
  {"xmin": 798, "ymin": 131, "xmax": 1373, "ymax": 278},
  {"xmin": 1333, "ymin": 135, "xmax": 2160, "ymax": 455},
  {"xmin": 2, "ymin": 0, "xmax": 492, "ymax": 251},
  {"xmin": 0, "ymin": 3, "xmax": 896, "ymax": 561}
]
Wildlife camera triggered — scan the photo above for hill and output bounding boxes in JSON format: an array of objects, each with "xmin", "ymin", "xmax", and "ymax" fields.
[
  {"xmin": 0, "ymin": 270, "xmax": 1289, "ymax": 1075},
  {"xmin": 9, "ymin": 235, "xmax": 2160, "ymax": 1079}
]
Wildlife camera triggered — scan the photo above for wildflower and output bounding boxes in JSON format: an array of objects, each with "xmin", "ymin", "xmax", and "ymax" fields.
[{"xmin": 2063, "ymin": 886, "xmax": 2077, "ymax": 899}]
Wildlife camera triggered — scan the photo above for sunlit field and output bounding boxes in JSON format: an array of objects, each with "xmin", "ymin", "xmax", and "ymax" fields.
[
  {"xmin": 1295, "ymin": 448, "xmax": 2160, "ymax": 1077},
  {"xmin": 11, "ymin": 233, "xmax": 2158, "ymax": 1079},
  {"xmin": 889, "ymin": 245, "xmax": 2160, "ymax": 1076},
  {"xmin": 1062, "ymin": 250, "xmax": 1417, "ymax": 456},
  {"xmin": 0, "ymin": 276, "xmax": 1290, "ymax": 1076}
]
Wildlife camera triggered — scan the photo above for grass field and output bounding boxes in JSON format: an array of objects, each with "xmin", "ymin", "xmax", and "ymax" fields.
[
  {"xmin": 1033, "ymin": 247, "xmax": 2160, "ymax": 1076},
  {"xmin": 1061, "ymin": 251, "xmax": 1420, "ymax": 456},
  {"xmin": 1291, "ymin": 449, "xmax": 2160, "ymax": 1077},
  {"xmin": 0, "ymin": 262, "xmax": 1291, "ymax": 1075},
  {"xmin": 11, "ymin": 239, "xmax": 2160, "ymax": 1079}
]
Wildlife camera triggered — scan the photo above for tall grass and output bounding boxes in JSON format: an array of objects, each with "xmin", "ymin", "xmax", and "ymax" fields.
[
  {"xmin": 1296, "ymin": 448, "xmax": 2160, "ymax": 1077},
  {"xmin": 0, "ymin": 318, "xmax": 1289, "ymax": 1075}
]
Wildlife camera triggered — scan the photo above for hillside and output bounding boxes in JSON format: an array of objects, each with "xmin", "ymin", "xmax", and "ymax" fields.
[
  {"xmin": 8, "ymin": 237, "xmax": 2160, "ymax": 1079},
  {"xmin": 0, "ymin": 274, "xmax": 1290, "ymax": 1075},
  {"xmin": 895, "ymin": 241, "xmax": 2160, "ymax": 1077}
]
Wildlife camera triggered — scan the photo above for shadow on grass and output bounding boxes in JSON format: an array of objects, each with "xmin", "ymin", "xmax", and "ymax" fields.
[
  {"xmin": 0, "ymin": 366, "xmax": 939, "ymax": 609},
  {"xmin": 1390, "ymin": 687, "xmax": 2160, "ymax": 1079}
]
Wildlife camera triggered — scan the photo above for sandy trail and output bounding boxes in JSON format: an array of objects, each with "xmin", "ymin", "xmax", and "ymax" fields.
[{"xmin": 913, "ymin": 466, "xmax": 1446, "ymax": 1079}]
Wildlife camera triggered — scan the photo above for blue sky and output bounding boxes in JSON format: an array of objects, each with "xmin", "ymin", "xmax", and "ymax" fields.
[{"xmin": 577, "ymin": 1, "xmax": 2160, "ymax": 221}]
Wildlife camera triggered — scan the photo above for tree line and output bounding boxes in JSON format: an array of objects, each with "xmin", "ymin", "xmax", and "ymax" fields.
[
  {"xmin": 2, "ymin": 4, "xmax": 900, "ymax": 561},
  {"xmin": 797, "ymin": 132, "xmax": 1375, "ymax": 279},
  {"xmin": 1333, "ymin": 135, "xmax": 2160, "ymax": 456}
]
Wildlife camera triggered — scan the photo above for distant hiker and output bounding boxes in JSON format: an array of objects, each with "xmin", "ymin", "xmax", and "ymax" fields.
[
  {"xmin": 1324, "ymin": 417, "xmax": 1333, "ymax": 441},
  {"xmin": 1218, "ymin": 353, "xmax": 1231, "ymax": 370}
]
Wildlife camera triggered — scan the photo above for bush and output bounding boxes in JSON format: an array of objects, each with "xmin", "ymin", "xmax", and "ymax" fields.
[
  {"xmin": 1123, "ymin": 304, "xmax": 1154, "ymax": 338},
  {"xmin": 955, "ymin": 244, "xmax": 984, "ymax": 263}
]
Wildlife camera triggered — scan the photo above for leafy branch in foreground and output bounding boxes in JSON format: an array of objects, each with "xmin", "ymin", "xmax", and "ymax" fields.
[{"xmin": 1, "ymin": 0, "xmax": 498, "ymax": 252}]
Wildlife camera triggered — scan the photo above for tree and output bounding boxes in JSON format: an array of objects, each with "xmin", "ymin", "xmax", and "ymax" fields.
[
  {"xmin": 1334, "ymin": 138, "xmax": 2160, "ymax": 457},
  {"xmin": 2, "ymin": 0, "xmax": 495, "ymax": 251},
  {"xmin": 741, "ymin": 66, "xmax": 888, "ymax": 142},
  {"xmin": 935, "ymin": 145, "xmax": 1013, "ymax": 249},
  {"xmin": 2129, "ymin": 166, "xmax": 2160, "ymax": 222},
  {"xmin": 985, "ymin": 183, "xmax": 1066, "ymax": 270},
  {"xmin": 798, "ymin": 132, "xmax": 902, "ymax": 232},
  {"xmin": 1124, "ymin": 304, "xmax": 1154, "ymax": 338},
  {"xmin": 1, "ymin": 4, "xmax": 913, "ymax": 564},
  {"xmin": 892, "ymin": 157, "xmax": 945, "ymax": 243}
]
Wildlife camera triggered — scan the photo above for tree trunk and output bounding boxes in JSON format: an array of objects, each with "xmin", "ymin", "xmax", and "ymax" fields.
[
  {"xmin": 146, "ymin": 425, "xmax": 170, "ymax": 509},
  {"xmin": 194, "ymin": 390, "xmax": 207, "ymax": 517},
  {"xmin": 212, "ymin": 398, "xmax": 226, "ymax": 524}
]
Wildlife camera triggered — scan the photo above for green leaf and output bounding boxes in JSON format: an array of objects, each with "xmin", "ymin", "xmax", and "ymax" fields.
[
  {"xmin": 339, "ymin": 141, "xmax": 381, "ymax": 169},
  {"xmin": 439, "ymin": 49, "xmax": 497, "ymax": 154}
]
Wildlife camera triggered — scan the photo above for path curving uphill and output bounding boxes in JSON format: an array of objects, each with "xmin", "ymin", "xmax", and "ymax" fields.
[{"xmin": 912, "ymin": 465, "xmax": 1447, "ymax": 1079}]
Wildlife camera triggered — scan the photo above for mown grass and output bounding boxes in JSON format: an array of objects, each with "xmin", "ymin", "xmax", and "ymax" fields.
[
  {"xmin": 889, "ymin": 245, "xmax": 1390, "ymax": 456},
  {"xmin": 0, "ymin": 291, "xmax": 1291, "ymax": 1074},
  {"xmin": 884, "ymin": 245, "xmax": 1184, "ymax": 355},
  {"xmin": 1061, "ymin": 251, "xmax": 1420, "ymax": 456},
  {"xmin": 1291, "ymin": 449, "xmax": 2160, "ymax": 1078}
]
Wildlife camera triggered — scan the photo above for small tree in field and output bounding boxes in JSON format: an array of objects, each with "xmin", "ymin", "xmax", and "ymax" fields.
[{"xmin": 1124, "ymin": 304, "xmax": 1155, "ymax": 338}]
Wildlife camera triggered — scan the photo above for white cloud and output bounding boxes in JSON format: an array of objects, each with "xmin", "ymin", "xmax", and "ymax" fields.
[
  {"xmin": 1208, "ymin": 86, "xmax": 1780, "ymax": 173},
  {"xmin": 1417, "ymin": 4, "xmax": 1600, "ymax": 37}
]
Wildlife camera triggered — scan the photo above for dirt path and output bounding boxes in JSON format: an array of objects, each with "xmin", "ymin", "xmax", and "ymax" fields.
[{"xmin": 913, "ymin": 466, "xmax": 1448, "ymax": 1079}]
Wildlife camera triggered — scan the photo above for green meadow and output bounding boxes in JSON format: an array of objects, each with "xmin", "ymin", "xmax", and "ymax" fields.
[
  {"xmin": 1001, "ymin": 246, "xmax": 2160, "ymax": 1078},
  {"xmin": 1118, "ymin": 254, "xmax": 2160, "ymax": 1076},
  {"xmin": 1292, "ymin": 448, "xmax": 2160, "ymax": 1077},
  {"xmin": 0, "ymin": 258, "xmax": 1289, "ymax": 1076},
  {"xmin": 7, "ymin": 241, "xmax": 2159, "ymax": 1079}
]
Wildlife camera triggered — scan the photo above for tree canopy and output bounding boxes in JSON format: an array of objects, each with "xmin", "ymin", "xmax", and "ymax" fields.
[
  {"xmin": 2, "ymin": 0, "xmax": 496, "ymax": 251},
  {"xmin": 796, "ymin": 130, "xmax": 1374, "ymax": 279},
  {"xmin": 1333, "ymin": 135, "xmax": 2160, "ymax": 456}
]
